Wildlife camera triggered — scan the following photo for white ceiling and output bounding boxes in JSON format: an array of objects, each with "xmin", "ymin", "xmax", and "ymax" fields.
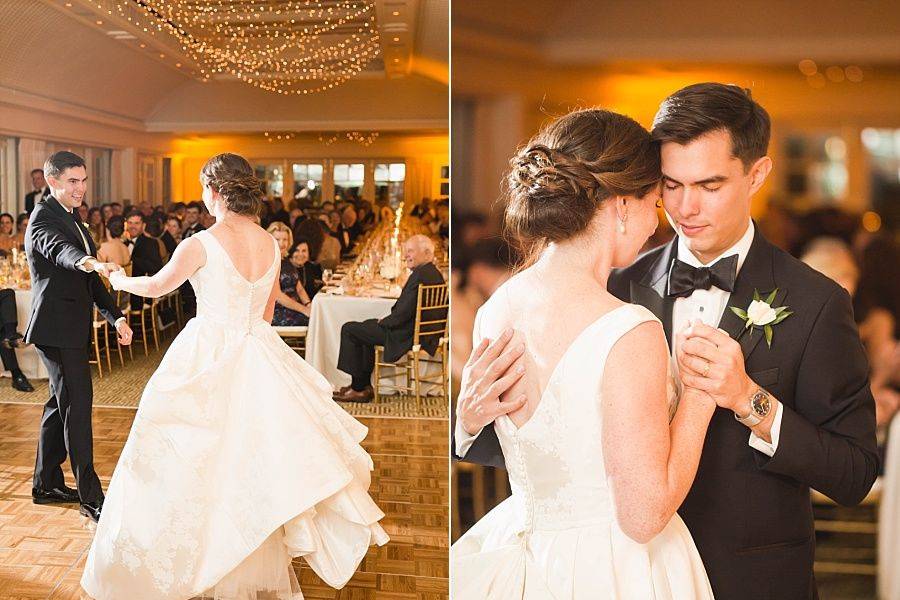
[{"xmin": 0, "ymin": 0, "xmax": 448, "ymax": 134}]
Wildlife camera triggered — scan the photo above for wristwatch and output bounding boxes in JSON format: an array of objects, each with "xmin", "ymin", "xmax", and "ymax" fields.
[{"xmin": 734, "ymin": 387, "xmax": 772, "ymax": 427}]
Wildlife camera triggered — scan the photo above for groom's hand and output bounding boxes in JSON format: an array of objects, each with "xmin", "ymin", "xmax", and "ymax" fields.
[
  {"xmin": 115, "ymin": 319, "xmax": 133, "ymax": 346},
  {"xmin": 677, "ymin": 322, "xmax": 754, "ymax": 413},
  {"xmin": 457, "ymin": 328, "xmax": 527, "ymax": 435}
]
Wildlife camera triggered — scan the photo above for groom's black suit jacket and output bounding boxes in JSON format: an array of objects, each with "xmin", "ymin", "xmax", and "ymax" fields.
[
  {"xmin": 24, "ymin": 196, "xmax": 122, "ymax": 348},
  {"xmin": 454, "ymin": 227, "xmax": 878, "ymax": 600}
]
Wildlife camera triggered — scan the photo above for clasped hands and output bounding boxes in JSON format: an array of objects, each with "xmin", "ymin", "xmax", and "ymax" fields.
[
  {"xmin": 87, "ymin": 259, "xmax": 127, "ymax": 290},
  {"xmin": 675, "ymin": 321, "xmax": 756, "ymax": 415}
]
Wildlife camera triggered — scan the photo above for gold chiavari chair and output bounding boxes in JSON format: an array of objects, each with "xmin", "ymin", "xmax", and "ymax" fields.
[
  {"xmin": 89, "ymin": 307, "xmax": 112, "ymax": 378},
  {"xmin": 274, "ymin": 326, "xmax": 308, "ymax": 355},
  {"xmin": 373, "ymin": 283, "xmax": 449, "ymax": 407}
]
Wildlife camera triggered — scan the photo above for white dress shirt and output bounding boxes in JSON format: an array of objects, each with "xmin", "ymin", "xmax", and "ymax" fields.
[
  {"xmin": 671, "ymin": 220, "xmax": 782, "ymax": 457},
  {"xmin": 455, "ymin": 219, "xmax": 782, "ymax": 458}
]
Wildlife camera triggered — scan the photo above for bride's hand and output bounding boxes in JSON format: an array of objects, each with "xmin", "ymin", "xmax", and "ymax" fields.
[
  {"xmin": 108, "ymin": 270, "xmax": 127, "ymax": 291},
  {"xmin": 457, "ymin": 329, "xmax": 528, "ymax": 435}
]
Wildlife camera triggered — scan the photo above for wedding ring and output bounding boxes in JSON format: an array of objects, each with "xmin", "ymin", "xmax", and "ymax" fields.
[{"xmin": 701, "ymin": 361, "xmax": 711, "ymax": 378}]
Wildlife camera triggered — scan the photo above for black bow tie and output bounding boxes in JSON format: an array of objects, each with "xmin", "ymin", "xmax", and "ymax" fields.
[{"xmin": 667, "ymin": 254, "xmax": 738, "ymax": 298}]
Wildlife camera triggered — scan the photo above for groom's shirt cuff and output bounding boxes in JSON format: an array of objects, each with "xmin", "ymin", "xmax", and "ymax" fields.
[
  {"xmin": 114, "ymin": 317, "xmax": 127, "ymax": 327},
  {"xmin": 454, "ymin": 419, "xmax": 483, "ymax": 457},
  {"xmin": 75, "ymin": 256, "xmax": 92, "ymax": 272},
  {"xmin": 748, "ymin": 402, "xmax": 784, "ymax": 457}
]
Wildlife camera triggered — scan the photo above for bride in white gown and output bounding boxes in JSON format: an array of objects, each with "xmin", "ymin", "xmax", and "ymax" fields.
[
  {"xmin": 81, "ymin": 153, "xmax": 388, "ymax": 600},
  {"xmin": 452, "ymin": 109, "xmax": 715, "ymax": 598}
]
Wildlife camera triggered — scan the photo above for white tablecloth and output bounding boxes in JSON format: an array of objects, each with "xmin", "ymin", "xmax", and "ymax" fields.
[
  {"xmin": 4, "ymin": 289, "xmax": 49, "ymax": 380},
  {"xmin": 305, "ymin": 293, "xmax": 394, "ymax": 390}
]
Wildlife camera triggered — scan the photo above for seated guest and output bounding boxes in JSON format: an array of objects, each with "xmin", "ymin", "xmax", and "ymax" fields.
[
  {"xmin": 182, "ymin": 201, "xmax": 205, "ymax": 239},
  {"xmin": 316, "ymin": 220, "xmax": 341, "ymax": 270},
  {"xmin": 200, "ymin": 210, "xmax": 217, "ymax": 229},
  {"xmin": 12, "ymin": 213, "xmax": 28, "ymax": 250},
  {"xmin": 266, "ymin": 222, "xmax": 306, "ymax": 324},
  {"xmin": 289, "ymin": 208, "xmax": 305, "ymax": 229},
  {"xmin": 0, "ymin": 288, "xmax": 33, "ymax": 392},
  {"xmin": 86, "ymin": 207, "xmax": 105, "ymax": 246},
  {"xmin": 341, "ymin": 205, "xmax": 363, "ymax": 243},
  {"xmin": 270, "ymin": 197, "xmax": 290, "ymax": 225},
  {"xmin": 161, "ymin": 215, "xmax": 181, "ymax": 256},
  {"xmin": 100, "ymin": 202, "xmax": 113, "ymax": 223},
  {"xmin": 334, "ymin": 235, "xmax": 445, "ymax": 403},
  {"xmin": 267, "ymin": 221, "xmax": 293, "ymax": 259},
  {"xmin": 144, "ymin": 216, "xmax": 170, "ymax": 262},
  {"xmin": 357, "ymin": 201, "xmax": 375, "ymax": 232},
  {"xmin": 0, "ymin": 213, "xmax": 14, "ymax": 254},
  {"xmin": 97, "ymin": 215, "xmax": 130, "ymax": 267},
  {"xmin": 124, "ymin": 211, "xmax": 163, "ymax": 311},
  {"xmin": 110, "ymin": 201, "xmax": 123, "ymax": 217},
  {"xmin": 272, "ymin": 239, "xmax": 323, "ymax": 327}
]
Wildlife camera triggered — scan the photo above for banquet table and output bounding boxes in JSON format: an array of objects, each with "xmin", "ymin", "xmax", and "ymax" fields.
[
  {"xmin": 305, "ymin": 290, "xmax": 395, "ymax": 390},
  {"xmin": 2, "ymin": 289, "xmax": 48, "ymax": 380}
]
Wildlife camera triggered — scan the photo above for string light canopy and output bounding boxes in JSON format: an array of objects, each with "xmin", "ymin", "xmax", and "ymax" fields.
[
  {"xmin": 112, "ymin": 0, "xmax": 382, "ymax": 95},
  {"xmin": 262, "ymin": 131, "xmax": 380, "ymax": 146}
]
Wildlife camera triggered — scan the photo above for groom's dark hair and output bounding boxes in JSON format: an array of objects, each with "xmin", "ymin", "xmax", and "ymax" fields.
[
  {"xmin": 43, "ymin": 151, "xmax": 86, "ymax": 180},
  {"xmin": 651, "ymin": 83, "xmax": 770, "ymax": 171}
]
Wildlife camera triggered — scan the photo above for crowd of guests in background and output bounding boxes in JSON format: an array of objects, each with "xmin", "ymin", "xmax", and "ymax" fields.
[
  {"xmin": 451, "ymin": 204, "xmax": 900, "ymax": 444},
  {"xmin": 1, "ymin": 177, "xmax": 450, "ymax": 335}
]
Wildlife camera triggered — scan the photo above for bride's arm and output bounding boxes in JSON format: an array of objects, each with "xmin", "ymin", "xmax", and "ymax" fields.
[
  {"xmin": 602, "ymin": 321, "xmax": 715, "ymax": 544},
  {"xmin": 263, "ymin": 261, "xmax": 281, "ymax": 323},
  {"xmin": 108, "ymin": 237, "xmax": 205, "ymax": 298}
]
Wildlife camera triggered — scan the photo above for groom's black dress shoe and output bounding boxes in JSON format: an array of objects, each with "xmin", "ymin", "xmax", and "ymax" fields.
[
  {"xmin": 32, "ymin": 485, "xmax": 79, "ymax": 505},
  {"xmin": 12, "ymin": 372, "xmax": 34, "ymax": 392},
  {"xmin": 79, "ymin": 501, "xmax": 103, "ymax": 523}
]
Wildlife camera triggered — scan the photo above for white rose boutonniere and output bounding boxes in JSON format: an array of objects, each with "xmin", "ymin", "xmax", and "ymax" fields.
[{"xmin": 729, "ymin": 289, "xmax": 792, "ymax": 348}]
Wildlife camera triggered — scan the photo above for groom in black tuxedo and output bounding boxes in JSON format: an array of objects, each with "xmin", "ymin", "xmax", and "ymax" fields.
[
  {"xmin": 454, "ymin": 84, "xmax": 877, "ymax": 599},
  {"xmin": 25, "ymin": 151, "xmax": 133, "ymax": 523}
]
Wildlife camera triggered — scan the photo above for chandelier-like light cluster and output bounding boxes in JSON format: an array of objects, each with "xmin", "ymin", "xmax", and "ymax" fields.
[
  {"xmin": 262, "ymin": 131, "xmax": 380, "ymax": 146},
  {"xmin": 114, "ymin": 0, "xmax": 381, "ymax": 94},
  {"xmin": 318, "ymin": 131, "xmax": 380, "ymax": 146}
]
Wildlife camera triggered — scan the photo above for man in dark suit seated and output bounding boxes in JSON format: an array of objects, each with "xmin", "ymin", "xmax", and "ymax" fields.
[
  {"xmin": 334, "ymin": 234, "xmax": 445, "ymax": 403},
  {"xmin": 124, "ymin": 211, "xmax": 164, "ymax": 312},
  {"xmin": 0, "ymin": 288, "xmax": 34, "ymax": 392}
]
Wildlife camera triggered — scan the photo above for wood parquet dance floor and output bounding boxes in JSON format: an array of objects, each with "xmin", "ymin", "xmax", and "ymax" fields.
[{"xmin": 0, "ymin": 403, "xmax": 448, "ymax": 599}]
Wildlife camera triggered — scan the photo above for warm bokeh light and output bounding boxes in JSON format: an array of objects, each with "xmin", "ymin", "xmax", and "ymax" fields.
[
  {"xmin": 826, "ymin": 66, "xmax": 845, "ymax": 83},
  {"xmin": 798, "ymin": 59, "xmax": 817, "ymax": 76},
  {"xmin": 807, "ymin": 73, "xmax": 826, "ymax": 89},
  {"xmin": 862, "ymin": 211, "xmax": 882, "ymax": 232},
  {"xmin": 845, "ymin": 65, "xmax": 864, "ymax": 83}
]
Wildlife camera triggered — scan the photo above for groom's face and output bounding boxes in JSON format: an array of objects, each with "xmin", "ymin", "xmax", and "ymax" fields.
[{"xmin": 660, "ymin": 129, "xmax": 769, "ymax": 263}]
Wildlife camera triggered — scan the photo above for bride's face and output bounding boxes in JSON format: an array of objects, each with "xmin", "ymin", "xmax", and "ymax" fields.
[{"xmin": 611, "ymin": 188, "xmax": 660, "ymax": 268}]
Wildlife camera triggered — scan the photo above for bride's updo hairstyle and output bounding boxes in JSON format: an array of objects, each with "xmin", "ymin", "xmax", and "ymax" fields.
[
  {"xmin": 200, "ymin": 153, "xmax": 264, "ymax": 217},
  {"xmin": 505, "ymin": 108, "xmax": 661, "ymax": 251}
]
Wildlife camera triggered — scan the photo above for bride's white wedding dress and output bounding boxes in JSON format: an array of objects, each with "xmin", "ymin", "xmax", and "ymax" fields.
[
  {"xmin": 452, "ymin": 303, "xmax": 713, "ymax": 599},
  {"xmin": 81, "ymin": 230, "xmax": 389, "ymax": 600}
]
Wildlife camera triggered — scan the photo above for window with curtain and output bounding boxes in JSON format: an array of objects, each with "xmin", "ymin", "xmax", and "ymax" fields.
[
  {"xmin": 333, "ymin": 162, "xmax": 364, "ymax": 203},
  {"xmin": 291, "ymin": 163, "xmax": 323, "ymax": 206},
  {"xmin": 374, "ymin": 162, "xmax": 405, "ymax": 207}
]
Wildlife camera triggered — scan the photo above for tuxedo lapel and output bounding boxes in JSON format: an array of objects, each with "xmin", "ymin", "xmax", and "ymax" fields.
[
  {"xmin": 46, "ymin": 196, "xmax": 90, "ymax": 253},
  {"xmin": 717, "ymin": 227, "xmax": 783, "ymax": 362},
  {"xmin": 630, "ymin": 239, "xmax": 677, "ymax": 346}
]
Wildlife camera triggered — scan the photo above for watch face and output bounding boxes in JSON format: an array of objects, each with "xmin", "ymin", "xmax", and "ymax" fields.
[{"xmin": 752, "ymin": 391, "xmax": 771, "ymax": 417}]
